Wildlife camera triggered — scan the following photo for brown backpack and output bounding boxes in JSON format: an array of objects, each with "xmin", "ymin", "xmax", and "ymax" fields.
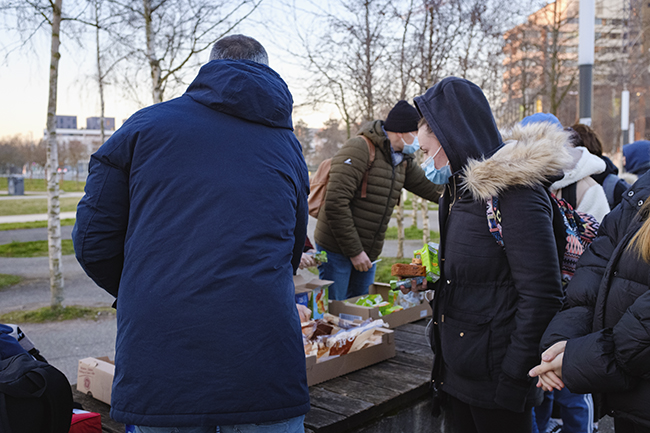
[{"xmin": 308, "ymin": 135, "xmax": 376, "ymax": 218}]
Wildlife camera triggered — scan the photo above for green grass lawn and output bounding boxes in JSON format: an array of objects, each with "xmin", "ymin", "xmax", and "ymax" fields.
[
  {"xmin": 384, "ymin": 226, "xmax": 440, "ymax": 242},
  {"xmin": 0, "ymin": 273, "xmax": 22, "ymax": 290},
  {"xmin": 0, "ymin": 305, "xmax": 115, "ymax": 323},
  {"xmin": 0, "ymin": 177, "xmax": 85, "ymax": 192},
  {"xmin": 374, "ymin": 257, "xmax": 413, "ymax": 283},
  {"xmin": 0, "ymin": 218, "xmax": 76, "ymax": 231},
  {"xmin": 0, "ymin": 197, "xmax": 81, "ymax": 216},
  {"xmin": 0, "ymin": 240, "xmax": 75, "ymax": 257}
]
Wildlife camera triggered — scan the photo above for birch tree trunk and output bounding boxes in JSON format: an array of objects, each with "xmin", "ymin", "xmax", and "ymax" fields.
[
  {"xmin": 421, "ymin": 198, "xmax": 430, "ymax": 245},
  {"xmin": 143, "ymin": 0, "xmax": 163, "ymax": 103},
  {"xmin": 411, "ymin": 195, "xmax": 418, "ymax": 227},
  {"xmin": 95, "ymin": 0, "xmax": 106, "ymax": 145},
  {"xmin": 46, "ymin": 0, "xmax": 64, "ymax": 308},
  {"xmin": 395, "ymin": 189, "xmax": 405, "ymax": 259}
]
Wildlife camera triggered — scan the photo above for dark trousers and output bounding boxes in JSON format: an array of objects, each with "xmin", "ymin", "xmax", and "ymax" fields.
[
  {"xmin": 446, "ymin": 395, "xmax": 532, "ymax": 433},
  {"xmin": 615, "ymin": 418, "xmax": 650, "ymax": 433}
]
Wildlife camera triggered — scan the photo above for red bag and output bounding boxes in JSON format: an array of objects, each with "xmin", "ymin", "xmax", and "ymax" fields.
[{"xmin": 70, "ymin": 410, "xmax": 102, "ymax": 433}]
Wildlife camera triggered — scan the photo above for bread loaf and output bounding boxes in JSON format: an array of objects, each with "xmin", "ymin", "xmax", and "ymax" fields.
[{"xmin": 391, "ymin": 263, "xmax": 426, "ymax": 277}]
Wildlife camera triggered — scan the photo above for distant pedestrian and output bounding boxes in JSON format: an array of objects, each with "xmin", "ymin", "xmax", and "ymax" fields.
[
  {"xmin": 73, "ymin": 34, "xmax": 309, "ymax": 432},
  {"xmin": 313, "ymin": 100, "xmax": 443, "ymax": 300},
  {"xmin": 414, "ymin": 78, "xmax": 565, "ymax": 433},
  {"xmin": 571, "ymin": 123, "xmax": 630, "ymax": 209},
  {"xmin": 623, "ymin": 140, "xmax": 650, "ymax": 178}
]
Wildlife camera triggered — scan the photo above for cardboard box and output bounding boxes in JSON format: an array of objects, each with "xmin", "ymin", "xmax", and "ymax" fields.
[
  {"xmin": 77, "ymin": 356, "xmax": 115, "ymax": 405},
  {"xmin": 294, "ymin": 274, "xmax": 333, "ymax": 320},
  {"xmin": 306, "ymin": 329, "xmax": 395, "ymax": 386},
  {"xmin": 329, "ymin": 283, "xmax": 432, "ymax": 328}
]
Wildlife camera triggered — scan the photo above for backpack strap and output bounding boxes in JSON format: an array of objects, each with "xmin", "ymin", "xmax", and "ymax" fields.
[
  {"xmin": 602, "ymin": 173, "xmax": 624, "ymax": 208},
  {"xmin": 486, "ymin": 196, "xmax": 504, "ymax": 249},
  {"xmin": 359, "ymin": 135, "xmax": 376, "ymax": 198},
  {"xmin": 561, "ymin": 183, "xmax": 578, "ymax": 209}
]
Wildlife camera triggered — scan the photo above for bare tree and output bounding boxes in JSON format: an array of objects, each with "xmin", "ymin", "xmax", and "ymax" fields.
[
  {"xmin": 109, "ymin": 0, "xmax": 262, "ymax": 104},
  {"xmin": 295, "ymin": 0, "xmax": 393, "ymax": 138},
  {"xmin": 314, "ymin": 118, "xmax": 346, "ymax": 163},
  {"xmin": 1, "ymin": 0, "xmax": 94, "ymax": 307},
  {"xmin": 294, "ymin": 119, "xmax": 315, "ymax": 165}
]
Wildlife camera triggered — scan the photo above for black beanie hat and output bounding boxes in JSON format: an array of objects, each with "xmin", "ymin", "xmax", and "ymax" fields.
[{"xmin": 384, "ymin": 100, "xmax": 420, "ymax": 132}]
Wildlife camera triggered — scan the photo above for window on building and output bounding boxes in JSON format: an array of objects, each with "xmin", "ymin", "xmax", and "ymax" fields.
[{"xmin": 595, "ymin": 18, "xmax": 603, "ymax": 25}]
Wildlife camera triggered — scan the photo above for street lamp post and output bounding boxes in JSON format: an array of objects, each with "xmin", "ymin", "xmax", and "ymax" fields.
[{"xmin": 578, "ymin": 0, "xmax": 595, "ymax": 126}]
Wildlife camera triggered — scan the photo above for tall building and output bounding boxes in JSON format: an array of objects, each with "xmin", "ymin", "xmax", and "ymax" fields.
[
  {"xmin": 55, "ymin": 115, "xmax": 77, "ymax": 129},
  {"xmin": 501, "ymin": 0, "xmax": 650, "ymax": 151},
  {"xmin": 86, "ymin": 117, "xmax": 115, "ymax": 131},
  {"xmin": 45, "ymin": 115, "xmax": 116, "ymax": 161}
]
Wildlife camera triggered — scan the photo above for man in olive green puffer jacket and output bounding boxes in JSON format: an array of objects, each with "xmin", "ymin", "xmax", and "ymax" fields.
[{"xmin": 313, "ymin": 100, "xmax": 444, "ymax": 300}]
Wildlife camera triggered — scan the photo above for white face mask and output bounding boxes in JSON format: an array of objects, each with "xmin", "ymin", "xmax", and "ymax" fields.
[{"xmin": 401, "ymin": 133, "xmax": 420, "ymax": 155}]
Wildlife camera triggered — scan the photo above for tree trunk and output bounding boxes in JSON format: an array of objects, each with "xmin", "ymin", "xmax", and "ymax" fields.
[
  {"xmin": 144, "ymin": 0, "xmax": 162, "ymax": 103},
  {"xmin": 421, "ymin": 198, "xmax": 430, "ymax": 245},
  {"xmin": 396, "ymin": 189, "xmax": 405, "ymax": 259},
  {"xmin": 46, "ymin": 0, "xmax": 64, "ymax": 308},
  {"xmin": 95, "ymin": 0, "xmax": 106, "ymax": 145}
]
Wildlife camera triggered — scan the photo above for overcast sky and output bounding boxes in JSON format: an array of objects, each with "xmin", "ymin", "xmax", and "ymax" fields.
[{"xmin": 0, "ymin": 1, "xmax": 334, "ymax": 141}]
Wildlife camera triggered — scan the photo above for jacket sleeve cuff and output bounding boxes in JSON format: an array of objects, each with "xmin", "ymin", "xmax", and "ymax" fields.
[
  {"xmin": 563, "ymin": 330, "xmax": 632, "ymax": 394},
  {"xmin": 494, "ymin": 372, "xmax": 534, "ymax": 413}
]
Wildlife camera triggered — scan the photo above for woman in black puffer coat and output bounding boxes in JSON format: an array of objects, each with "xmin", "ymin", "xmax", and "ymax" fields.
[
  {"xmin": 414, "ymin": 77, "xmax": 566, "ymax": 432},
  {"xmin": 530, "ymin": 171, "xmax": 650, "ymax": 432}
]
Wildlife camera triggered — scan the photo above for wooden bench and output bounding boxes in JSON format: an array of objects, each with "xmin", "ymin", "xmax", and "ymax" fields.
[{"xmin": 72, "ymin": 319, "xmax": 439, "ymax": 433}]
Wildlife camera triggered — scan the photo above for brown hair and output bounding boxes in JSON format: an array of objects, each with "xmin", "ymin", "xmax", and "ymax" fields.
[
  {"xmin": 628, "ymin": 198, "xmax": 650, "ymax": 263},
  {"xmin": 418, "ymin": 117, "xmax": 433, "ymax": 133},
  {"xmin": 571, "ymin": 123, "xmax": 603, "ymax": 157}
]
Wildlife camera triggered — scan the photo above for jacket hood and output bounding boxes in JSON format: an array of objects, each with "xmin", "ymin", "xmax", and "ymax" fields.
[
  {"xmin": 185, "ymin": 59, "xmax": 294, "ymax": 129},
  {"xmin": 358, "ymin": 120, "xmax": 391, "ymax": 159},
  {"xmin": 462, "ymin": 122, "xmax": 573, "ymax": 201},
  {"xmin": 623, "ymin": 140, "xmax": 650, "ymax": 175},
  {"xmin": 550, "ymin": 146, "xmax": 606, "ymax": 190},
  {"xmin": 414, "ymin": 77, "xmax": 503, "ymax": 173}
]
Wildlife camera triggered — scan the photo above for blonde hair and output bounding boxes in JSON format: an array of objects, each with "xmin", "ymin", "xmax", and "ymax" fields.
[{"xmin": 629, "ymin": 198, "xmax": 650, "ymax": 263}]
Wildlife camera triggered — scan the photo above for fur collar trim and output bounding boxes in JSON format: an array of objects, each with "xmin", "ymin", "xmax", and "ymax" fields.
[{"xmin": 462, "ymin": 122, "xmax": 573, "ymax": 201}]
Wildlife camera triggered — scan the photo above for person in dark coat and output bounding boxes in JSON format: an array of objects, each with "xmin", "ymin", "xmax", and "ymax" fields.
[
  {"xmin": 623, "ymin": 140, "xmax": 650, "ymax": 177},
  {"xmin": 72, "ymin": 35, "xmax": 310, "ymax": 431},
  {"xmin": 413, "ymin": 77, "xmax": 565, "ymax": 432},
  {"xmin": 313, "ymin": 100, "xmax": 443, "ymax": 300},
  {"xmin": 570, "ymin": 123, "xmax": 630, "ymax": 209},
  {"xmin": 529, "ymin": 171, "xmax": 650, "ymax": 432}
]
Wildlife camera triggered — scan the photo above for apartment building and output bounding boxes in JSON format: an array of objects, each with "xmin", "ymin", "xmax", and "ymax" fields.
[{"xmin": 501, "ymin": 0, "xmax": 650, "ymax": 151}]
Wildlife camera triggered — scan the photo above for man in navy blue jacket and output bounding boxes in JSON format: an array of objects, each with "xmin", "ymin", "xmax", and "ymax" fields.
[{"xmin": 73, "ymin": 35, "xmax": 310, "ymax": 432}]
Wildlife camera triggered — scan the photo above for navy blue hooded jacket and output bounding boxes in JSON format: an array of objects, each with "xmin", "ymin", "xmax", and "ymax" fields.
[
  {"xmin": 414, "ymin": 78, "xmax": 565, "ymax": 413},
  {"xmin": 73, "ymin": 59, "xmax": 310, "ymax": 426},
  {"xmin": 623, "ymin": 140, "xmax": 650, "ymax": 176}
]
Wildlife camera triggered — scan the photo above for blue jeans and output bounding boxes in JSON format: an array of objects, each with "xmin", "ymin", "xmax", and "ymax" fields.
[
  {"xmin": 134, "ymin": 415, "xmax": 305, "ymax": 433},
  {"xmin": 316, "ymin": 245, "xmax": 376, "ymax": 300},
  {"xmin": 532, "ymin": 388, "xmax": 593, "ymax": 433}
]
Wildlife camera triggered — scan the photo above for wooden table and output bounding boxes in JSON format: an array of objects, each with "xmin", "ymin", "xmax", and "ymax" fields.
[{"xmin": 72, "ymin": 319, "xmax": 438, "ymax": 433}]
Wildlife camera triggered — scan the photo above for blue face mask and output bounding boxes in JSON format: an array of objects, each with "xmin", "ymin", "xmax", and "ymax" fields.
[
  {"xmin": 421, "ymin": 148, "xmax": 451, "ymax": 184},
  {"xmin": 401, "ymin": 134, "xmax": 419, "ymax": 155}
]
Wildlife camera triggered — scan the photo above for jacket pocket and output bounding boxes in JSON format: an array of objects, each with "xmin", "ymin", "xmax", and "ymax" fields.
[{"xmin": 441, "ymin": 311, "xmax": 492, "ymax": 380}]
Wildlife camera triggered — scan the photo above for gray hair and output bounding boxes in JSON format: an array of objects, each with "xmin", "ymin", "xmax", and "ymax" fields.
[{"xmin": 209, "ymin": 34, "xmax": 269, "ymax": 65}]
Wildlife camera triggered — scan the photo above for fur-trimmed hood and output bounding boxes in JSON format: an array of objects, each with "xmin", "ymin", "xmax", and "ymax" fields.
[{"xmin": 462, "ymin": 122, "xmax": 573, "ymax": 201}]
